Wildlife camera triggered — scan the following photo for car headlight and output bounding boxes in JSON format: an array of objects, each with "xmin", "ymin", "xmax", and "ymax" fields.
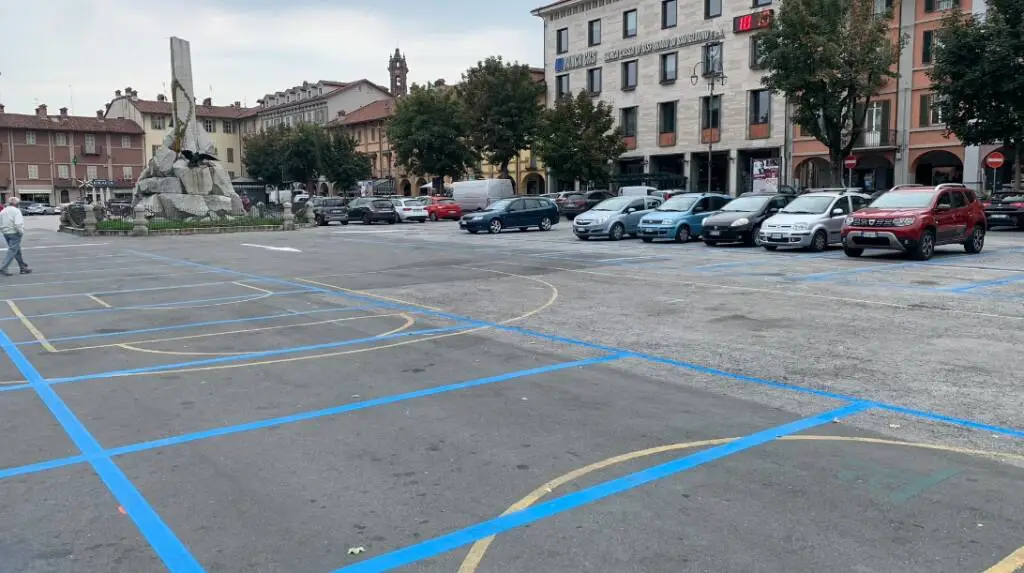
[
  {"xmin": 845, "ymin": 216, "xmax": 855, "ymax": 226},
  {"xmin": 791, "ymin": 222, "xmax": 809, "ymax": 231},
  {"xmin": 893, "ymin": 217, "xmax": 916, "ymax": 226},
  {"xmin": 591, "ymin": 216, "xmax": 609, "ymax": 224},
  {"xmin": 730, "ymin": 217, "xmax": 750, "ymax": 227},
  {"xmin": 470, "ymin": 215, "xmax": 483, "ymax": 221}
]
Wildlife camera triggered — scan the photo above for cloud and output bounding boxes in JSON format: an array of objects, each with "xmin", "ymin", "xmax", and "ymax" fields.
[{"xmin": 1, "ymin": 0, "xmax": 541, "ymax": 114}]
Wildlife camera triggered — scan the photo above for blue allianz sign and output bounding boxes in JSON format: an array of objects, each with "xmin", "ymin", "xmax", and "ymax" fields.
[{"xmin": 554, "ymin": 50, "xmax": 598, "ymax": 73}]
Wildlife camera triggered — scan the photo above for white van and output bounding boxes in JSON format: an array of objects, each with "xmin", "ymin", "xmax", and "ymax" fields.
[
  {"xmin": 452, "ymin": 179, "xmax": 515, "ymax": 212},
  {"xmin": 620, "ymin": 185, "xmax": 659, "ymax": 197}
]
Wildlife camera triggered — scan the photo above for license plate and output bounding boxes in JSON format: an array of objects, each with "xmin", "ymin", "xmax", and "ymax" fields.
[
  {"xmin": 770, "ymin": 233, "xmax": 783, "ymax": 239},
  {"xmin": 990, "ymin": 214, "xmax": 1008, "ymax": 218},
  {"xmin": 330, "ymin": 210, "xmax": 343, "ymax": 214},
  {"xmin": 862, "ymin": 231, "xmax": 878, "ymax": 238},
  {"xmin": 709, "ymin": 230, "xmax": 720, "ymax": 236}
]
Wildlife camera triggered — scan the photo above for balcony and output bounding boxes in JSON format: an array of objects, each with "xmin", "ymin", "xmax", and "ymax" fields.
[
  {"xmin": 658, "ymin": 132, "xmax": 676, "ymax": 147},
  {"xmin": 700, "ymin": 128, "xmax": 721, "ymax": 144},
  {"xmin": 748, "ymin": 123, "xmax": 771, "ymax": 139},
  {"xmin": 80, "ymin": 145, "xmax": 104, "ymax": 156},
  {"xmin": 853, "ymin": 129, "xmax": 898, "ymax": 149},
  {"xmin": 623, "ymin": 136, "xmax": 637, "ymax": 150}
]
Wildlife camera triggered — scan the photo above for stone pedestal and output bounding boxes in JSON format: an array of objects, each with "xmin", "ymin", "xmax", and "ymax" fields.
[
  {"xmin": 132, "ymin": 203, "xmax": 149, "ymax": 236},
  {"xmin": 282, "ymin": 202, "xmax": 295, "ymax": 230},
  {"xmin": 83, "ymin": 203, "xmax": 98, "ymax": 236}
]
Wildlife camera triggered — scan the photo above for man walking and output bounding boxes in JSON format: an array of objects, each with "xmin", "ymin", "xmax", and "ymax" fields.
[{"xmin": 0, "ymin": 197, "xmax": 31, "ymax": 276}]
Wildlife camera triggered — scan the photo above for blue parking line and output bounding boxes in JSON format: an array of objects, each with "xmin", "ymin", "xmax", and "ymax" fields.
[
  {"xmin": 333, "ymin": 402, "xmax": 872, "ymax": 572},
  {"xmin": 791, "ymin": 250, "xmax": 1007, "ymax": 282},
  {"xmin": 3, "ymin": 279, "xmax": 263, "ymax": 301},
  {"xmin": 0, "ymin": 356, "xmax": 624, "ymax": 481},
  {"xmin": 0, "ymin": 330, "xmax": 205, "ymax": 572},
  {"xmin": 947, "ymin": 274, "xmax": 1024, "ymax": 292}
]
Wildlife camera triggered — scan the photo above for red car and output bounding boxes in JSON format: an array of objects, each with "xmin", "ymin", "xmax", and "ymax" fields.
[
  {"xmin": 422, "ymin": 196, "xmax": 463, "ymax": 221},
  {"xmin": 841, "ymin": 183, "xmax": 986, "ymax": 260}
]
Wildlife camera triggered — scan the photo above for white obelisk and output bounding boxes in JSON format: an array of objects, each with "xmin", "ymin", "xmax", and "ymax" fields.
[{"xmin": 168, "ymin": 37, "xmax": 215, "ymax": 157}]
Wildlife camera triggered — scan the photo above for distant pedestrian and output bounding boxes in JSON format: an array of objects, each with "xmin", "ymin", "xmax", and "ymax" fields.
[{"xmin": 0, "ymin": 197, "xmax": 31, "ymax": 276}]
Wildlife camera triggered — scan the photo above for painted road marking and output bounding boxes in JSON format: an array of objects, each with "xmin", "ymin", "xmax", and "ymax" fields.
[
  {"xmin": 87, "ymin": 294, "xmax": 111, "ymax": 308},
  {"xmin": 0, "ymin": 242, "xmax": 109, "ymax": 251},
  {"xmin": 241, "ymin": 243, "xmax": 301, "ymax": 252},
  {"xmin": 5, "ymin": 300, "xmax": 57, "ymax": 352},
  {"xmin": 232, "ymin": 281, "xmax": 274, "ymax": 295},
  {"xmin": 985, "ymin": 545, "xmax": 1024, "ymax": 573}
]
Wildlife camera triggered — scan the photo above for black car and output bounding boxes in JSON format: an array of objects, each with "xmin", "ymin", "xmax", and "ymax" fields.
[
  {"xmin": 701, "ymin": 193, "xmax": 793, "ymax": 246},
  {"xmin": 984, "ymin": 189, "xmax": 1024, "ymax": 229},
  {"xmin": 557, "ymin": 190, "xmax": 614, "ymax": 220},
  {"xmin": 459, "ymin": 197, "xmax": 559, "ymax": 234},
  {"xmin": 346, "ymin": 197, "xmax": 398, "ymax": 224},
  {"xmin": 310, "ymin": 197, "xmax": 349, "ymax": 226}
]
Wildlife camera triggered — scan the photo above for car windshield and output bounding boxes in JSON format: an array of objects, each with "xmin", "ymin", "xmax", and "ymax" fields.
[
  {"xmin": 781, "ymin": 196, "xmax": 834, "ymax": 214},
  {"xmin": 869, "ymin": 191, "xmax": 936, "ymax": 208},
  {"xmin": 321, "ymin": 199, "xmax": 345, "ymax": 207},
  {"xmin": 721, "ymin": 196, "xmax": 770, "ymax": 212},
  {"xmin": 439, "ymin": 199, "xmax": 456, "ymax": 205},
  {"xmin": 657, "ymin": 197, "xmax": 698, "ymax": 212},
  {"xmin": 486, "ymin": 199, "xmax": 515, "ymax": 211},
  {"xmin": 371, "ymin": 200, "xmax": 393, "ymax": 209},
  {"xmin": 592, "ymin": 197, "xmax": 632, "ymax": 211}
]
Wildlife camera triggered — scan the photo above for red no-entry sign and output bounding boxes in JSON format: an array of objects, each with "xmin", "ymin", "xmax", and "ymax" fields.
[
  {"xmin": 843, "ymin": 156, "xmax": 858, "ymax": 169},
  {"xmin": 985, "ymin": 152, "xmax": 1005, "ymax": 169}
]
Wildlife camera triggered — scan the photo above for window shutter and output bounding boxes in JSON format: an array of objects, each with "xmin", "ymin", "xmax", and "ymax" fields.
[
  {"xmin": 919, "ymin": 95, "xmax": 930, "ymax": 127},
  {"xmin": 886, "ymin": 0, "xmax": 893, "ymax": 8},
  {"xmin": 922, "ymin": 31, "xmax": 933, "ymax": 63},
  {"xmin": 924, "ymin": 0, "xmax": 934, "ymax": 11},
  {"xmin": 881, "ymin": 100, "xmax": 891, "ymax": 136}
]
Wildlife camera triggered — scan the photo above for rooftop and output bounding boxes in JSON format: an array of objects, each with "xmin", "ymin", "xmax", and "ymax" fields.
[
  {"xmin": 256, "ymin": 79, "xmax": 392, "ymax": 113},
  {"xmin": 0, "ymin": 105, "xmax": 143, "ymax": 134},
  {"xmin": 327, "ymin": 99, "xmax": 395, "ymax": 127}
]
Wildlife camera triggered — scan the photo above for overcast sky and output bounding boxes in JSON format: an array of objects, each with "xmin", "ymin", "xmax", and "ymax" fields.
[{"xmin": 0, "ymin": 0, "xmax": 544, "ymax": 115}]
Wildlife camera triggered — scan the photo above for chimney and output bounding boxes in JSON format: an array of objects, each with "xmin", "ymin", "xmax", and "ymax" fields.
[
  {"xmin": 337, "ymin": 110, "xmax": 346, "ymax": 117},
  {"xmin": 130, "ymin": 89, "xmax": 139, "ymax": 100},
  {"xmin": 125, "ymin": 86, "xmax": 132, "ymax": 94},
  {"xmin": 96, "ymin": 110, "xmax": 104, "ymax": 119},
  {"xmin": 156, "ymin": 94, "xmax": 166, "ymax": 102},
  {"xmin": 234, "ymin": 100, "xmax": 241, "ymax": 107},
  {"xmin": 0, "ymin": 104, "xmax": 5, "ymax": 113},
  {"xmin": 115, "ymin": 89, "xmax": 122, "ymax": 97},
  {"xmin": 36, "ymin": 104, "xmax": 48, "ymax": 117},
  {"xmin": 202, "ymin": 97, "xmax": 212, "ymax": 106},
  {"xmin": 59, "ymin": 107, "xmax": 68, "ymax": 117}
]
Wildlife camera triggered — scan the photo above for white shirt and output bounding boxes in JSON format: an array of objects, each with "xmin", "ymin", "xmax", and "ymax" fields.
[{"xmin": 0, "ymin": 206, "xmax": 25, "ymax": 236}]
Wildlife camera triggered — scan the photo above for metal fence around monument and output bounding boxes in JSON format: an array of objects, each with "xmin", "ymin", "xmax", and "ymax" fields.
[{"xmin": 60, "ymin": 200, "xmax": 293, "ymax": 235}]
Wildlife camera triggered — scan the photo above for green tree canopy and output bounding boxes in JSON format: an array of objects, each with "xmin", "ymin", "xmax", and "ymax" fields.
[
  {"xmin": 929, "ymin": 0, "xmax": 1024, "ymax": 192},
  {"xmin": 283, "ymin": 123, "xmax": 330, "ymax": 184},
  {"xmin": 321, "ymin": 133, "xmax": 372, "ymax": 194},
  {"xmin": 458, "ymin": 57, "xmax": 545, "ymax": 180},
  {"xmin": 533, "ymin": 91, "xmax": 625, "ymax": 187},
  {"xmin": 757, "ymin": 0, "xmax": 902, "ymax": 180},
  {"xmin": 242, "ymin": 125, "xmax": 289, "ymax": 186},
  {"xmin": 387, "ymin": 84, "xmax": 476, "ymax": 181}
]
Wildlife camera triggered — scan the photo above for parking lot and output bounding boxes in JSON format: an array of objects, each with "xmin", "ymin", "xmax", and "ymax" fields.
[{"xmin": 1, "ymin": 219, "xmax": 1022, "ymax": 572}]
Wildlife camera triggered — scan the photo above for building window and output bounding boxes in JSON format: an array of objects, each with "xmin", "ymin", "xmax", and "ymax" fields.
[
  {"xmin": 620, "ymin": 106, "xmax": 638, "ymax": 137},
  {"xmin": 203, "ymin": 119, "xmax": 215, "ymax": 133},
  {"xmin": 701, "ymin": 95, "xmax": 722, "ymax": 129},
  {"xmin": 872, "ymin": 0, "xmax": 893, "ymax": 14},
  {"xmin": 223, "ymin": 121, "xmax": 234, "ymax": 134},
  {"xmin": 660, "ymin": 52, "xmax": 678, "ymax": 83},
  {"xmin": 750, "ymin": 37, "xmax": 766, "ymax": 69},
  {"xmin": 123, "ymin": 166, "xmax": 133, "ymax": 179},
  {"xmin": 621, "ymin": 60, "xmax": 638, "ymax": 90},
  {"xmin": 753, "ymin": 0, "xmax": 772, "ymax": 6},
  {"xmin": 58, "ymin": 165, "xmax": 70, "ymax": 179},
  {"xmin": 749, "ymin": 89, "xmax": 771, "ymax": 125},
  {"xmin": 662, "ymin": 0, "xmax": 677, "ymax": 28},
  {"xmin": 226, "ymin": 148, "xmax": 235, "ymax": 163},
  {"xmin": 152, "ymin": 115, "xmax": 165, "ymax": 130},
  {"xmin": 25, "ymin": 131, "xmax": 36, "ymax": 145},
  {"xmin": 55, "ymin": 133, "xmax": 67, "ymax": 146},
  {"xmin": 556, "ymin": 74, "xmax": 571, "ymax": 99},
  {"xmin": 229, "ymin": 171, "xmax": 236, "ymax": 179},
  {"xmin": 922, "ymin": 30, "xmax": 934, "ymax": 64},
  {"xmin": 87, "ymin": 165, "xmax": 98, "ymax": 180},
  {"xmin": 28, "ymin": 165, "xmax": 39, "ymax": 179},
  {"xmin": 703, "ymin": 43, "xmax": 723, "ymax": 76},
  {"xmin": 556, "ymin": 27, "xmax": 569, "ymax": 54},
  {"xmin": 920, "ymin": 94, "xmax": 945, "ymax": 127},
  {"xmin": 623, "ymin": 9, "xmax": 637, "ymax": 38},
  {"xmin": 705, "ymin": 0, "xmax": 722, "ymax": 18},
  {"xmin": 84, "ymin": 134, "xmax": 97, "ymax": 154},
  {"xmin": 587, "ymin": 67, "xmax": 602, "ymax": 95},
  {"xmin": 152, "ymin": 144, "xmax": 160, "ymax": 157},
  {"xmin": 925, "ymin": 0, "xmax": 957, "ymax": 11},
  {"xmin": 121, "ymin": 135, "xmax": 132, "ymax": 148},
  {"xmin": 588, "ymin": 19, "xmax": 601, "ymax": 46},
  {"xmin": 658, "ymin": 101, "xmax": 677, "ymax": 134}
]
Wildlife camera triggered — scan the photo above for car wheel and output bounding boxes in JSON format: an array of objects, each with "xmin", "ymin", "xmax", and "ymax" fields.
[
  {"xmin": 964, "ymin": 225, "xmax": 985, "ymax": 253},
  {"xmin": 674, "ymin": 225, "xmax": 690, "ymax": 243},
  {"xmin": 430, "ymin": 212, "xmax": 438, "ymax": 221},
  {"xmin": 519, "ymin": 227, "xmax": 528, "ymax": 231},
  {"xmin": 388, "ymin": 217, "xmax": 397, "ymax": 224},
  {"xmin": 468, "ymin": 229, "xmax": 479, "ymax": 234},
  {"xmin": 844, "ymin": 247, "xmax": 864, "ymax": 257},
  {"xmin": 810, "ymin": 230, "xmax": 828, "ymax": 252},
  {"xmin": 910, "ymin": 229, "xmax": 935, "ymax": 260},
  {"xmin": 747, "ymin": 225, "xmax": 762, "ymax": 247},
  {"xmin": 764, "ymin": 245, "xmax": 778, "ymax": 251},
  {"xmin": 363, "ymin": 214, "xmax": 372, "ymax": 225},
  {"xmin": 340, "ymin": 220, "xmax": 348, "ymax": 226},
  {"xmin": 488, "ymin": 219, "xmax": 503, "ymax": 234},
  {"xmin": 609, "ymin": 223, "xmax": 625, "ymax": 241},
  {"xmin": 566, "ymin": 214, "xmax": 575, "ymax": 221},
  {"xmin": 704, "ymin": 240, "xmax": 718, "ymax": 247},
  {"xmin": 576, "ymin": 235, "xmax": 589, "ymax": 241},
  {"xmin": 641, "ymin": 237, "xmax": 654, "ymax": 243},
  {"xmin": 539, "ymin": 217, "xmax": 553, "ymax": 231}
]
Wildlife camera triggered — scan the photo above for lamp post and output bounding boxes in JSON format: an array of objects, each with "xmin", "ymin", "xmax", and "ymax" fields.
[{"xmin": 691, "ymin": 56, "xmax": 727, "ymax": 194}]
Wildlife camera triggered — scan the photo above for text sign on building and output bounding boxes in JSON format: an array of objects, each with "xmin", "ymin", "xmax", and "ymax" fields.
[
  {"xmin": 555, "ymin": 51, "xmax": 599, "ymax": 72},
  {"xmin": 604, "ymin": 30, "xmax": 726, "ymax": 62},
  {"xmin": 733, "ymin": 9, "xmax": 774, "ymax": 33}
]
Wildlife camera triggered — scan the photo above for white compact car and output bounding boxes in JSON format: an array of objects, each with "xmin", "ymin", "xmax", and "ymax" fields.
[{"xmin": 391, "ymin": 198, "xmax": 429, "ymax": 223}]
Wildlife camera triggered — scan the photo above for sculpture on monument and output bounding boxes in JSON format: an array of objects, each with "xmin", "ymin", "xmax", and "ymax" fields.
[{"xmin": 133, "ymin": 37, "xmax": 244, "ymax": 220}]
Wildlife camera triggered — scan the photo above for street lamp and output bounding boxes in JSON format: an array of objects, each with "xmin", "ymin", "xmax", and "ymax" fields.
[{"xmin": 691, "ymin": 55, "xmax": 727, "ymax": 194}]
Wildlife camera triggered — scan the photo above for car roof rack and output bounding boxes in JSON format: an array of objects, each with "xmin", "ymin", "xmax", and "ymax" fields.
[
  {"xmin": 888, "ymin": 184, "xmax": 924, "ymax": 192},
  {"xmin": 935, "ymin": 183, "xmax": 966, "ymax": 191}
]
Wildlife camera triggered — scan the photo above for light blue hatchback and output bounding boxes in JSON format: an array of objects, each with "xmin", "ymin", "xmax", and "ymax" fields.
[{"xmin": 637, "ymin": 193, "xmax": 733, "ymax": 242}]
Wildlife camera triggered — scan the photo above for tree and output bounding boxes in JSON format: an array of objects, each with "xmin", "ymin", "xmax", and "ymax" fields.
[
  {"xmin": 757, "ymin": 0, "xmax": 902, "ymax": 182},
  {"xmin": 929, "ymin": 0, "xmax": 1024, "ymax": 193},
  {"xmin": 387, "ymin": 84, "xmax": 476, "ymax": 181},
  {"xmin": 242, "ymin": 125, "xmax": 289, "ymax": 186},
  {"xmin": 534, "ymin": 91, "xmax": 626, "ymax": 187},
  {"xmin": 283, "ymin": 123, "xmax": 330, "ymax": 185},
  {"xmin": 458, "ymin": 56, "xmax": 545, "ymax": 181},
  {"xmin": 321, "ymin": 133, "xmax": 372, "ymax": 194}
]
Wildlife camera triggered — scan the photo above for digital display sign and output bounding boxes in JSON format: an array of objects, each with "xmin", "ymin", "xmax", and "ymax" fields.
[{"xmin": 733, "ymin": 9, "xmax": 774, "ymax": 33}]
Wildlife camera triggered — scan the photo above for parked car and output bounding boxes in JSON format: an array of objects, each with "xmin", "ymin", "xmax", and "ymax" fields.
[
  {"xmin": 420, "ymin": 196, "xmax": 463, "ymax": 221},
  {"xmin": 310, "ymin": 197, "xmax": 349, "ymax": 226},
  {"xmin": 391, "ymin": 197, "xmax": 429, "ymax": 223},
  {"xmin": 982, "ymin": 189, "xmax": 1024, "ymax": 229},
  {"xmin": 346, "ymin": 197, "xmax": 398, "ymax": 224},
  {"xmin": 637, "ymin": 193, "xmax": 732, "ymax": 243},
  {"xmin": 620, "ymin": 185, "xmax": 659, "ymax": 197},
  {"xmin": 647, "ymin": 189, "xmax": 690, "ymax": 201},
  {"xmin": 760, "ymin": 189, "xmax": 871, "ymax": 251},
  {"xmin": 451, "ymin": 179, "xmax": 515, "ymax": 212},
  {"xmin": 459, "ymin": 197, "xmax": 558, "ymax": 234},
  {"xmin": 701, "ymin": 192, "xmax": 794, "ymax": 246},
  {"xmin": 558, "ymin": 190, "xmax": 615, "ymax": 220},
  {"xmin": 572, "ymin": 195, "xmax": 662, "ymax": 240},
  {"xmin": 841, "ymin": 183, "xmax": 986, "ymax": 260},
  {"xmin": 21, "ymin": 201, "xmax": 45, "ymax": 215}
]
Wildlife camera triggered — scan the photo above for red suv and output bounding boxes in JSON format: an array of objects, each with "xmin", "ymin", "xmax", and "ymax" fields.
[{"xmin": 841, "ymin": 184, "xmax": 986, "ymax": 260}]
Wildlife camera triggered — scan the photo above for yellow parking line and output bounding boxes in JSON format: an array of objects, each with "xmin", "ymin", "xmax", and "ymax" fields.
[
  {"xmin": 296, "ymin": 278, "xmax": 444, "ymax": 311},
  {"xmin": 5, "ymin": 300, "xmax": 57, "ymax": 353},
  {"xmin": 87, "ymin": 294, "xmax": 111, "ymax": 308},
  {"xmin": 233, "ymin": 281, "xmax": 274, "ymax": 295},
  {"xmin": 985, "ymin": 545, "xmax": 1024, "ymax": 573}
]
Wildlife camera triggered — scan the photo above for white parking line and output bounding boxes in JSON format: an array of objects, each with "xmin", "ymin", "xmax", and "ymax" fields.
[{"xmin": 0, "ymin": 242, "xmax": 109, "ymax": 251}]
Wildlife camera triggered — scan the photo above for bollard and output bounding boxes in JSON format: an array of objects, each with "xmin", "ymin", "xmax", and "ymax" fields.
[
  {"xmin": 83, "ymin": 202, "xmax": 98, "ymax": 236},
  {"xmin": 132, "ymin": 203, "xmax": 149, "ymax": 236},
  {"xmin": 282, "ymin": 201, "xmax": 295, "ymax": 230}
]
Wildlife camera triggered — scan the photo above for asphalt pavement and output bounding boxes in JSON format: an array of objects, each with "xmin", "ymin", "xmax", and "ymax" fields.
[{"xmin": 0, "ymin": 216, "xmax": 1021, "ymax": 573}]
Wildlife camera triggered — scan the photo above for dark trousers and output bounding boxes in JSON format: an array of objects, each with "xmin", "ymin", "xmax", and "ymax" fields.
[{"xmin": 1, "ymin": 233, "xmax": 27, "ymax": 271}]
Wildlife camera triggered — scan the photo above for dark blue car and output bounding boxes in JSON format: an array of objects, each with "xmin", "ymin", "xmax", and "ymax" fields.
[
  {"xmin": 459, "ymin": 197, "xmax": 559, "ymax": 234},
  {"xmin": 637, "ymin": 193, "xmax": 732, "ymax": 242}
]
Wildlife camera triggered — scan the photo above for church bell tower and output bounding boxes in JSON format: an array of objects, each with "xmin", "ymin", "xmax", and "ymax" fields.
[{"xmin": 388, "ymin": 49, "xmax": 408, "ymax": 97}]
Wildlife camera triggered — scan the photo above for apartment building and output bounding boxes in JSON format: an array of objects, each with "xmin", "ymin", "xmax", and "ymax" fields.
[
  {"xmin": 0, "ymin": 104, "xmax": 145, "ymax": 205},
  {"xmin": 791, "ymin": 0, "xmax": 1012, "ymax": 192},
  {"xmin": 105, "ymin": 87, "xmax": 252, "ymax": 178},
  {"xmin": 533, "ymin": 0, "xmax": 786, "ymax": 195}
]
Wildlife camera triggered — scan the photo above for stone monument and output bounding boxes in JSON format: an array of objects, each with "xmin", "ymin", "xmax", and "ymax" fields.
[{"xmin": 133, "ymin": 37, "xmax": 244, "ymax": 220}]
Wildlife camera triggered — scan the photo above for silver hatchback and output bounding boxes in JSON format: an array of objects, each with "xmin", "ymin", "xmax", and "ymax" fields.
[
  {"xmin": 759, "ymin": 189, "xmax": 872, "ymax": 251},
  {"xmin": 573, "ymin": 195, "xmax": 663, "ymax": 240}
]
